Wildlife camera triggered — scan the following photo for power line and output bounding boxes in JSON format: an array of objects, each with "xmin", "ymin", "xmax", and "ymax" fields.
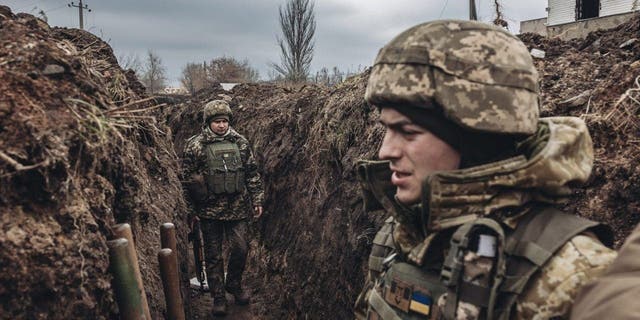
[
  {"xmin": 15, "ymin": 1, "xmax": 43, "ymax": 11},
  {"xmin": 438, "ymin": 0, "xmax": 450, "ymax": 18},
  {"xmin": 45, "ymin": 4, "xmax": 68, "ymax": 13},
  {"xmin": 67, "ymin": 0, "xmax": 91, "ymax": 29}
]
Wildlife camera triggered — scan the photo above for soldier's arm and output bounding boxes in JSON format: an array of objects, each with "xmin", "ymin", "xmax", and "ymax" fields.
[
  {"xmin": 571, "ymin": 223, "xmax": 640, "ymax": 319},
  {"xmin": 516, "ymin": 234, "xmax": 617, "ymax": 319},
  {"xmin": 181, "ymin": 142, "xmax": 197, "ymax": 181},
  {"xmin": 239, "ymin": 138, "xmax": 264, "ymax": 206},
  {"xmin": 181, "ymin": 139, "xmax": 203, "ymax": 215}
]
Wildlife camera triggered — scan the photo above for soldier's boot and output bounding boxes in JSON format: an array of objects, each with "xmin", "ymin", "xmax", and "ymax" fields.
[
  {"xmin": 226, "ymin": 286, "xmax": 250, "ymax": 305},
  {"xmin": 212, "ymin": 297, "xmax": 228, "ymax": 316}
]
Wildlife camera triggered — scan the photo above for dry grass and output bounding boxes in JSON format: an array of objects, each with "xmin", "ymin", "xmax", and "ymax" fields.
[{"xmin": 604, "ymin": 75, "xmax": 640, "ymax": 132}]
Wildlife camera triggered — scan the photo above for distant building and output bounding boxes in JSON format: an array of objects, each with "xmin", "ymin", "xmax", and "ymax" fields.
[
  {"xmin": 521, "ymin": 0, "xmax": 638, "ymax": 39},
  {"xmin": 220, "ymin": 83, "xmax": 239, "ymax": 91}
]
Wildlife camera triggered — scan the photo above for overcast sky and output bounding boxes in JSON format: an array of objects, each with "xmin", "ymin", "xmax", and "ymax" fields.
[{"xmin": 2, "ymin": 0, "xmax": 547, "ymax": 86}]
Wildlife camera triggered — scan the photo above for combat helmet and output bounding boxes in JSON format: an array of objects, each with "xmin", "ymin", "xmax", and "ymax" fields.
[
  {"xmin": 202, "ymin": 100, "xmax": 232, "ymax": 125},
  {"xmin": 365, "ymin": 20, "xmax": 540, "ymax": 135}
]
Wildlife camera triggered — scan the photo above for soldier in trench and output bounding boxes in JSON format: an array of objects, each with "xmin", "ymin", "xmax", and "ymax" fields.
[
  {"xmin": 182, "ymin": 100, "xmax": 264, "ymax": 316},
  {"xmin": 353, "ymin": 20, "xmax": 617, "ymax": 319}
]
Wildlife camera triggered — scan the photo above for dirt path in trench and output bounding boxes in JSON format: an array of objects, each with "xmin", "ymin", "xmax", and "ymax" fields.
[
  {"xmin": 190, "ymin": 289, "xmax": 257, "ymax": 320},
  {"xmin": 187, "ymin": 239, "xmax": 266, "ymax": 319}
]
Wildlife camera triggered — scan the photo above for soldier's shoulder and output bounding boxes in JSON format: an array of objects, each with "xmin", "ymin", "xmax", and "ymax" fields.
[
  {"xmin": 541, "ymin": 234, "xmax": 616, "ymax": 283},
  {"xmin": 516, "ymin": 234, "xmax": 616, "ymax": 318},
  {"xmin": 188, "ymin": 132, "xmax": 205, "ymax": 143},
  {"xmin": 184, "ymin": 133, "xmax": 204, "ymax": 151},
  {"xmin": 229, "ymin": 128, "xmax": 249, "ymax": 143},
  {"xmin": 565, "ymin": 234, "xmax": 617, "ymax": 267}
]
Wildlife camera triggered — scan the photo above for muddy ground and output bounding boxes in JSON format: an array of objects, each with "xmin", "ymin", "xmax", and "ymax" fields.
[{"xmin": 1, "ymin": 5, "xmax": 640, "ymax": 319}]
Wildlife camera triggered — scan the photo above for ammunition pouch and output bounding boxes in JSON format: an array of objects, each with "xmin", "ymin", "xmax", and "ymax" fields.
[
  {"xmin": 204, "ymin": 140, "xmax": 245, "ymax": 195},
  {"xmin": 206, "ymin": 169, "xmax": 245, "ymax": 194}
]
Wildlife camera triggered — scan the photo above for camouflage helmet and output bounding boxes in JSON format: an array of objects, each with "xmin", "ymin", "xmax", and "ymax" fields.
[
  {"xmin": 202, "ymin": 100, "xmax": 232, "ymax": 125},
  {"xmin": 365, "ymin": 20, "xmax": 539, "ymax": 135}
]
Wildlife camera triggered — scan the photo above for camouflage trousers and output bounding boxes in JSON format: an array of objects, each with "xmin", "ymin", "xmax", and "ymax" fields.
[{"xmin": 201, "ymin": 218, "xmax": 249, "ymax": 301}]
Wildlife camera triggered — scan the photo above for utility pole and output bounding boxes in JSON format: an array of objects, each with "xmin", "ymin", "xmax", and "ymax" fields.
[
  {"xmin": 469, "ymin": 0, "xmax": 478, "ymax": 20},
  {"xmin": 68, "ymin": 0, "xmax": 91, "ymax": 30}
]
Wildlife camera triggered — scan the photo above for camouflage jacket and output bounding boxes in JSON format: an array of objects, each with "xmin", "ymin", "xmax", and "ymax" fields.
[
  {"xmin": 570, "ymin": 223, "xmax": 640, "ymax": 320},
  {"xmin": 355, "ymin": 117, "xmax": 617, "ymax": 319},
  {"xmin": 182, "ymin": 126, "xmax": 264, "ymax": 220}
]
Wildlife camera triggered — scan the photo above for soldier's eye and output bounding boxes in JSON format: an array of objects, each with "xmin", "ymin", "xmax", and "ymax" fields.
[{"xmin": 400, "ymin": 128, "xmax": 419, "ymax": 137}]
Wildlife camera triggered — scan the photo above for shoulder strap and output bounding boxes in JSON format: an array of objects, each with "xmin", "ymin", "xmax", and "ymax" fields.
[
  {"xmin": 369, "ymin": 290, "xmax": 403, "ymax": 320},
  {"xmin": 440, "ymin": 218, "xmax": 507, "ymax": 320},
  {"xmin": 369, "ymin": 218, "xmax": 397, "ymax": 273},
  {"xmin": 496, "ymin": 206, "xmax": 612, "ymax": 319}
]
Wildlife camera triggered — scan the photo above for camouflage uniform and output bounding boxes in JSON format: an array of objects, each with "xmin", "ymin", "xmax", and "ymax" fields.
[
  {"xmin": 570, "ymin": 222, "xmax": 640, "ymax": 319},
  {"xmin": 354, "ymin": 20, "xmax": 616, "ymax": 320},
  {"xmin": 182, "ymin": 125, "xmax": 264, "ymax": 220},
  {"xmin": 182, "ymin": 100, "xmax": 264, "ymax": 305}
]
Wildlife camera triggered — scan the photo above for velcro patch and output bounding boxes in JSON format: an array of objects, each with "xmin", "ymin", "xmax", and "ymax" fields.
[
  {"xmin": 384, "ymin": 279, "xmax": 412, "ymax": 312},
  {"xmin": 409, "ymin": 288, "xmax": 432, "ymax": 316}
]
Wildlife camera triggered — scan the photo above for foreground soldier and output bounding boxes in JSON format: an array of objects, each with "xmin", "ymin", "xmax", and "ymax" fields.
[
  {"xmin": 182, "ymin": 100, "xmax": 264, "ymax": 316},
  {"xmin": 354, "ymin": 20, "xmax": 616, "ymax": 319}
]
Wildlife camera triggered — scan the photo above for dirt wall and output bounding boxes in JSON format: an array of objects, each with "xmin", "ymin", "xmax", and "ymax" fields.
[{"xmin": 0, "ymin": 9, "xmax": 191, "ymax": 319}]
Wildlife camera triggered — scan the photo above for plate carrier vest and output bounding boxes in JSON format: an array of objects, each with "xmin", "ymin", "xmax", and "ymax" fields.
[
  {"xmin": 204, "ymin": 139, "xmax": 245, "ymax": 194},
  {"xmin": 365, "ymin": 207, "xmax": 612, "ymax": 320}
]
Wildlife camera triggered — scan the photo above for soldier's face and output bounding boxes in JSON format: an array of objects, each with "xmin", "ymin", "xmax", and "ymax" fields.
[
  {"xmin": 378, "ymin": 108, "xmax": 461, "ymax": 205},
  {"xmin": 209, "ymin": 118, "xmax": 229, "ymax": 135}
]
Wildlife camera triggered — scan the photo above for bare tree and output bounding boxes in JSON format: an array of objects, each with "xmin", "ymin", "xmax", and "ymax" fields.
[
  {"xmin": 272, "ymin": 0, "xmax": 316, "ymax": 82},
  {"xmin": 314, "ymin": 67, "xmax": 329, "ymax": 86},
  {"xmin": 313, "ymin": 66, "xmax": 346, "ymax": 87},
  {"xmin": 208, "ymin": 56, "xmax": 260, "ymax": 83},
  {"xmin": 180, "ymin": 62, "xmax": 208, "ymax": 95},
  {"xmin": 345, "ymin": 64, "xmax": 365, "ymax": 78},
  {"xmin": 267, "ymin": 69, "xmax": 285, "ymax": 82},
  {"xmin": 141, "ymin": 50, "xmax": 167, "ymax": 94},
  {"xmin": 180, "ymin": 57, "xmax": 259, "ymax": 95},
  {"xmin": 492, "ymin": 0, "xmax": 508, "ymax": 29},
  {"xmin": 117, "ymin": 52, "xmax": 142, "ymax": 75},
  {"xmin": 330, "ymin": 66, "xmax": 343, "ymax": 86}
]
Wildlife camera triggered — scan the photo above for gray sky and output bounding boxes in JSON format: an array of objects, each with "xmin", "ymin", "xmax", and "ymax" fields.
[{"xmin": 2, "ymin": 1, "xmax": 547, "ymax": 86}]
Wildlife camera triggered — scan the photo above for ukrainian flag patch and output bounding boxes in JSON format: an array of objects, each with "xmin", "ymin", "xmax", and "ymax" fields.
[{"xmin": 409, "ymin": 290, "xmax": 431, "ymax": 316}]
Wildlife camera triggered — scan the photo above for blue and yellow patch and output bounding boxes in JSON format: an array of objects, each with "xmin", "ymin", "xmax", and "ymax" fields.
[{"xmin": 409, "ymin": 291, "xmax": 432, "ymax": 316}]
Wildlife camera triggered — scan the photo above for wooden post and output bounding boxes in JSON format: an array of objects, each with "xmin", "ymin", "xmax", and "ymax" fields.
[
  {"xmin": 160, "ymin": 223, "xmax": 177, "ymax": 252},
  {"xmin": 159, "ymin": 248, "xmax": 185, "ymax": 320},
  {"xmin": 113, "ymin": 223, "xmax": 151, "ymax": 320},
  {"xmin": 108, "ymin": 238, "xmax": 144, "ymax": 320}
]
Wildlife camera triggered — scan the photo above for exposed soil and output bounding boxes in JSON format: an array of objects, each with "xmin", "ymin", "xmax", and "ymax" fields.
[
  {"xmin": 2, "ymin": 4, "xmax": 640, "ymax": 319},
  {"xmin": 520, "ymin": 15, "xmax": 640, "ymax": 245},
  {"xmin": 0, "ymin": 7, "xmax": 191, "ymax": 319}
]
